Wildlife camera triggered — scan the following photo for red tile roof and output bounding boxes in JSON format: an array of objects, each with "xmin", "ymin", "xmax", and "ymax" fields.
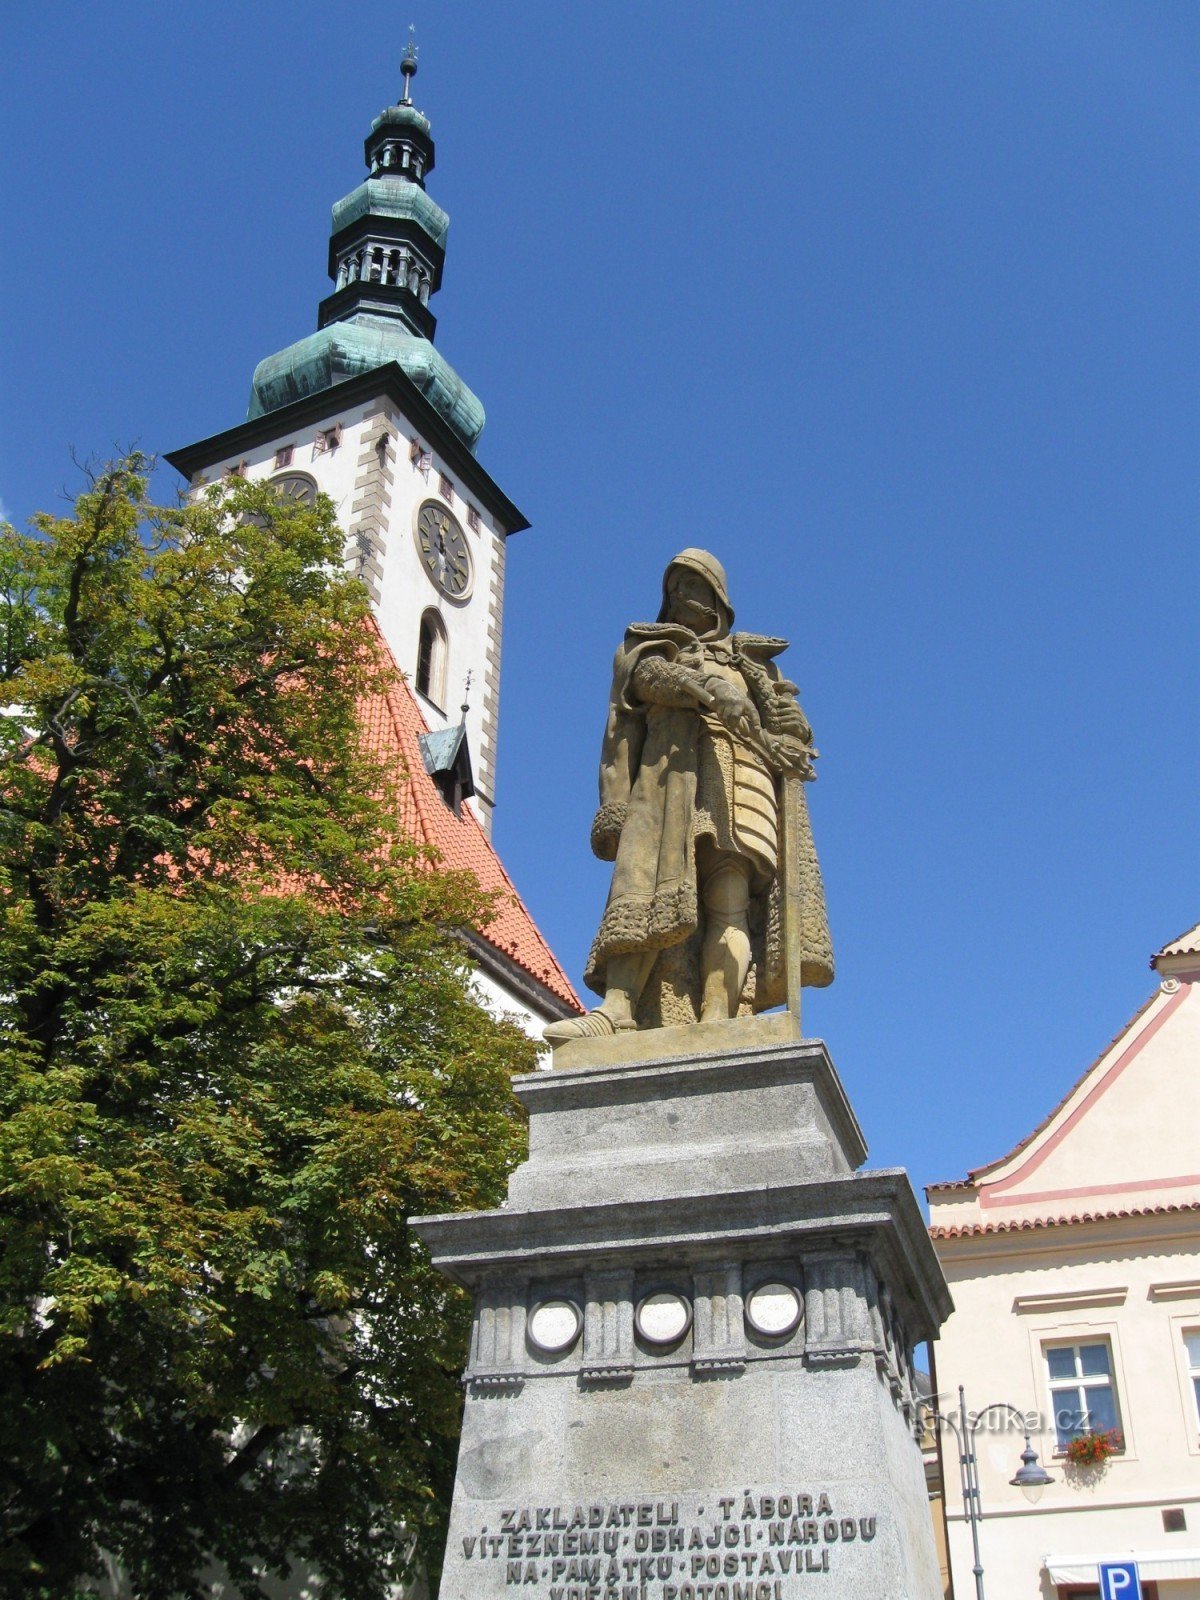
[
  {"xmin": 1153, "ymin": 919, "xmax": 1200, "ymax": 967},
  {"xmin": 359, "ymin": 619, "xmax": 583, "ymax": 1015},
  {"xmin": 930, "ymin": 1199, "xmax": 1200, "ymax": 1239}
]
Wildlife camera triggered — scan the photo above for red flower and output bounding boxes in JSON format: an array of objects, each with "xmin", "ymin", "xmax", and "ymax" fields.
[{"xmin": 1065, "ymin": 1429, "xmax": 1124, "ymax": 1465}]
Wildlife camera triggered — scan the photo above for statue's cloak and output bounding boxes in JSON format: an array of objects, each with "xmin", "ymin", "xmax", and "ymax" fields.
[{"xmin": 583, "ymin": 623, "xmax": 833, "ymax": 1020}]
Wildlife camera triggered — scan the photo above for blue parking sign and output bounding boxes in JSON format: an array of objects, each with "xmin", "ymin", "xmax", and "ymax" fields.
[{"xmin": 1099, "ymin": 1563, "xmax": 1141, "ymax": 1600}]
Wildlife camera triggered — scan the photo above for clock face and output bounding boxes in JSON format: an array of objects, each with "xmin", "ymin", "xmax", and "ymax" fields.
[
  {"xmin": 270, "ymin": 471, "xmax": 318, "ymax": 507},
  {"xmin": 415, "ymin": 500, "xmax": 472, "ymax": 600}
]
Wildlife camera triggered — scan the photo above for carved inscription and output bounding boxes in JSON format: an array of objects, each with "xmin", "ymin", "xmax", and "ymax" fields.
[{"xmin": 456, "ymin": 1491, "xmax": 879, "ymax": 1597}]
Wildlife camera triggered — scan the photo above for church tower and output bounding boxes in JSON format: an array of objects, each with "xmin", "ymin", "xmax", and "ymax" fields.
[{"xmin": 167, "ymin": 44, "xmax": 523, "ymax": 833}]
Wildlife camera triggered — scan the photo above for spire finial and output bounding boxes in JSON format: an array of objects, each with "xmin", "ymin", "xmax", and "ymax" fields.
[
  {"xmin": 461, "ymin": 670, "xmax": 472, "ymax": 725},
  {"xmin": 400, "ymin": 26, "xmax": 419, "ymax": 104}
]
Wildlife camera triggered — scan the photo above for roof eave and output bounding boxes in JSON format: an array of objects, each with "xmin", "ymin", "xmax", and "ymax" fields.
[
  {"xmin": 164, "ymin": 361, "xmax": 530, "ymax": 536},
  {"xmin": 463, "ymin": 929, "xmax": 581, "ymax": 1024}
]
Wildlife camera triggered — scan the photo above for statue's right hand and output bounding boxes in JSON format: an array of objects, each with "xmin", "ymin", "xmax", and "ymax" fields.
[{"xmin": 709, "ymin": 678, "xmax": 759, "ymax": 737}]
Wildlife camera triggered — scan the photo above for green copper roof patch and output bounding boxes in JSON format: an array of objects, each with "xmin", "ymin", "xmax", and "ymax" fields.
[
  {"xmin": 331, "ymin": 178, "xmax": 448, "ymax": 248},
  {"xmin": 247, "ymin": 318, "xmax": 485, "ymax": 450}
]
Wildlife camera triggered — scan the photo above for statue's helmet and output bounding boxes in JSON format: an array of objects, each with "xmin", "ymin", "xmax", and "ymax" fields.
[{"xmin": 658, "ymin": 548, "xmax": 734, "ymax": 635}]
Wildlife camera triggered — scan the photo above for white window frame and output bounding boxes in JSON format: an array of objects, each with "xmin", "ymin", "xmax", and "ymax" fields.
[
  {"xmin": 1186, "ymin": 1329, "xmax": 1200, "ymax": 1427},
  {"xmin": 1023, "ymin": 1317, "xmax": 1136, "ymax": 1461},
  {"xmin": 1043, "ymin": 1338, "xmax": 1123, "ymax": 1452},
  {"xmin": 1168, "ymin": 1312, "xmax": 1200, "ymax": 1453}
]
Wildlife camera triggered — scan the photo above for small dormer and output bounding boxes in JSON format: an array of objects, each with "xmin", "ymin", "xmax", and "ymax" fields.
[{"xmin": 418, "ymin": 723, "xmax": 475, "ymax": 817}]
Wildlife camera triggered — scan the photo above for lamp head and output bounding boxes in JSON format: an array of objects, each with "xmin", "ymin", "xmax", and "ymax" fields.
[{"xmin": 1010, "ymin": 1436, "xmax": 1053, "ymax": 1502}]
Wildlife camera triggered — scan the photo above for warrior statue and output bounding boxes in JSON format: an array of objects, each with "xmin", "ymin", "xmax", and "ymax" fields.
[{"xmin": 545, "ymin": 549, "xmax": 833, "ymax": 1043}]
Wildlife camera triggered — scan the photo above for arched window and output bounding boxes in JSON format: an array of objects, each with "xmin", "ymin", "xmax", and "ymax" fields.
[{"xmin": 415, "ymin": 609, "xmax": 447, "ymax": 708}]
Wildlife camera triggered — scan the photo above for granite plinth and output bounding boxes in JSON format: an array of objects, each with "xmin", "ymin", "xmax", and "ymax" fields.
[
  {"xmin": 507, "ymin": 1036, "xmax": 865, "ymax": 1210},
  {"xmin": 411, "ymin": 1033, "xmax": 951, "ymax": 1600}
]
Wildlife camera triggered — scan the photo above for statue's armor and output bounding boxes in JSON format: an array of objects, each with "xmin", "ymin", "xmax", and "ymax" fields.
[{"xmin": 695, "ymin": 653, "xmax": 778, "ymax": 882}]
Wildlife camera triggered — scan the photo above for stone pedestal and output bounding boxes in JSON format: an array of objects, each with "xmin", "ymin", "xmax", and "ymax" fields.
[{"xmin": 411, "ymin": 1028, "xmax": 952, "ymax": 1600}]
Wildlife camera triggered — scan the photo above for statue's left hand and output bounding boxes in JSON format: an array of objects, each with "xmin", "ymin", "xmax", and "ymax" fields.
[
  {"xmin": 770, "ymin": 696, "xmax": 812, "ymax": 742},
  {"xmin": 769, "ymin": 733, "xmax": 817, "ymax": 780}
]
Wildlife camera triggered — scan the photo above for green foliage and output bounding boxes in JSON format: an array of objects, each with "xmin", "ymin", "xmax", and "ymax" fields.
[{"xmin": 0, "ymin": 460, "xmax": 535, "ymax": 1599}]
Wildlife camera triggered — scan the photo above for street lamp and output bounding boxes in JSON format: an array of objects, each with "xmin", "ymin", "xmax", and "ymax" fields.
[{"xmin": 931, "ymin": 1384, "xmax": 1054, "ymax": 1600}]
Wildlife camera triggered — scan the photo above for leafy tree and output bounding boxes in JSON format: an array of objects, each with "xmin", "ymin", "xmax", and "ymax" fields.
[{"xmin": 0, "ymin": 459, "xmax": 534, "ymax": 1600}]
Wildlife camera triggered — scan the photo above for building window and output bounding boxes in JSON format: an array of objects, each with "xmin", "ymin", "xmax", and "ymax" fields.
[
  {"xmin": 313, "ymin": 425, "xmax": 342, "ymax": 457},
  {"xmin": 223, "ymin": 460, "xmax": 247, "ymax": 479},
  {"xmin": 467, "ymin": 504, "xmax": 481, "ymax": 533},
  {"xmin": 410, "ymin": 438, "xmax": 432, "ymax": 477},
  {"xmin": 274, "ymin": 445, "xmax": 294, "ymax": 469},
  {"xmin": 438, "ymin": 473, "xmax": 454, "ymax": 503},
  {"xmin": 1185, "ymin": 1331, "xmax": 1200, "ymax": 1429},
  {"xmin": 1045, "ymin": 1341, "xmax": 1122, "ymax": 1449},
  {"xmin": 415, "ymin": 609, "xmax": 447, "ymax": 708}
]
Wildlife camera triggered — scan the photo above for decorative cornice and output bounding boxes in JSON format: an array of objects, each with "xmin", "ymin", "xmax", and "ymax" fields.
[
  {"xmin": 1012, "ymin": 1285, "xmax": 1127, "ymax": 1313},
  {"xmin": 1148, "ymin": 1278, "xmax": 1200, "ymax": 1301}
]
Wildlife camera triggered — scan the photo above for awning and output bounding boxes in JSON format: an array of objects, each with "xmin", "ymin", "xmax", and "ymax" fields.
[{"xmin": 1046, "ymin": 1549, "xmax": 1200, "ymax": 1584}]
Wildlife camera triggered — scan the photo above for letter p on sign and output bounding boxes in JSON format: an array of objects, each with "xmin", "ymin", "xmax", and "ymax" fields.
[{"xmin": 1099, "ymin": 1563, "xmax": 1141, "ymax": 1600}]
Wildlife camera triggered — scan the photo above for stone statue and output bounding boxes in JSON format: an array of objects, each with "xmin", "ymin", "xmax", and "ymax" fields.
[{"xmin": 545, "ymin": 549, "xmax": 833, "ymax": 1043}]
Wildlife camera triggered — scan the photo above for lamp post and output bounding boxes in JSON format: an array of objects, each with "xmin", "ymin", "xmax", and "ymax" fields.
[{"xmin": 930, "ymin": 1384, "xmax": 1054, "ymax": 1600}]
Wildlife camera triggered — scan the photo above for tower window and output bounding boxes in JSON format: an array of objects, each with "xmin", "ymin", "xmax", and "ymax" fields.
[
  {"xmin": 467, "ymin": 505, "xmax": 481, "ymax": 533},
  {"xmin": 274, "ymin": 445, "xmax": 294, "ymax": 469},
  {"xmin": 438, "ymin": 473, "xmax": 454, "ymax": 503},
  {"xmin": 313, "ymin": 425, "xmax": 342, "ymax": 457},
  {"xmin": 415, "ymin": 609, "xmax": 448, "ymax": 709}
]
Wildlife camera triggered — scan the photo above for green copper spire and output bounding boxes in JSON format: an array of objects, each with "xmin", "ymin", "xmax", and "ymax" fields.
[{"xmin": 247, "ymin": 43, "xmax": 485, "ymax": 450}]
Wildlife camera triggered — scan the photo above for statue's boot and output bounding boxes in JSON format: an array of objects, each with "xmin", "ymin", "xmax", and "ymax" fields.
[
  {"xmin": 545, "ymin": 956, "xmax": 654, "ymax": 1044},
  {"xmin": 543, "ymin": 1009, "xmax": 635, "ymax": 1044}
]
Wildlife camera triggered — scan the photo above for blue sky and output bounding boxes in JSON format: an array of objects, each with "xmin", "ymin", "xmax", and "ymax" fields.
[{"xmin": 3, "ymin": 3, "xmax": 1197, "ymax": 1200}]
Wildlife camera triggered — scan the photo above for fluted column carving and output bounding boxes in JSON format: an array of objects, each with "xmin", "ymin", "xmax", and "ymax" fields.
[
  {"xmin": 580, "ymin": 1269, "xmax": 634, "ymax": 1382},
  {"xmin": 803, "ymin": 1252, "xmax": 872, "ymax": 1365},
  {"xmin": 467, "ymin": 1276, "xmax": 527, "ymax": 1389},
  {"xmin": 692, "ymin": 1262, "xmax": 746, "ymax": 1373}
]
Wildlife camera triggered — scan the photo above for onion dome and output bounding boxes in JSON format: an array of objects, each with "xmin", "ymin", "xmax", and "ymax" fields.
[{"xmin": 247, "ymin": 40, "xmax": 485, "ymax": 451}]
